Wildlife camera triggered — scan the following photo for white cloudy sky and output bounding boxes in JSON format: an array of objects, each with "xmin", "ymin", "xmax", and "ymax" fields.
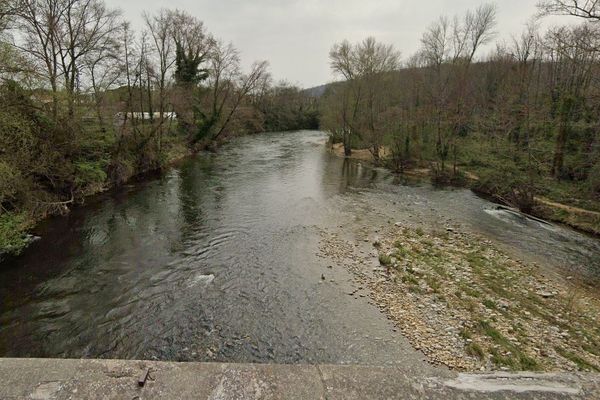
[{"xmin": 105, "ymin": 0, "xmax": 573, "ymax": 88}]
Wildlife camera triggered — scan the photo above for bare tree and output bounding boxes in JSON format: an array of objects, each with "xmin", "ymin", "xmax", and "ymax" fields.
[
  {"xmin": 329, "ymin": 40, "xmax": 361, "ymax": 156},
  {"xmin": 544, "ymin": 23, "xmax": 600, "ymax": 176},
  {"xmin": 0, "ymin": 1, "xmax": 31, "ymax": 79},
  {"xmin": 464, "ymin": 3, "xmax": 497, "ymax": 62},
  {"xmin": 209, "ymin": 41, "xmax": 269, "ymax": 141},
  {"xmin": 144, "ymin": 9, "xmax": 175, "ymax": 149},
  {"xmin": 419, "ymin": 3, "xmax": 497, "ymax": 176},
  {"xmin": 329, "ymin": 37, "xmax": 400, "ymax": 161},
  {"xmin": 14, "ymin": 0, "xmax": 121, "ymax": 120},
  {"xmin": 14, "ymin": 0, "xmax": 64, "ymax": 118},
  {"xmin": 0, "ymin": 0, "xmax": 18, "ymax": 31},
  {"xmin": 538, "ymin": 0, "xmax": 600, "ymax": 20},
  {"xmin": 82, "ymin": 19, "xmax": 123, "ymax": 129},
  {"xmin": 354, "ymin": 37, "xmax": 400, "ymax": 162},
  {"xmin": 421, "ymin": 17, "xmax": 451, "ymax": 68}
]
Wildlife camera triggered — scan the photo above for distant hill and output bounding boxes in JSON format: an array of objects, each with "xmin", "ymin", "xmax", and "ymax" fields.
[{"xmin": 302, "ymin": 84, "xmax": 329, "ymax": 98}]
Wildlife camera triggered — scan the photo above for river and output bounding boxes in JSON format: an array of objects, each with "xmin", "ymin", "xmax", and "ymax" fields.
[{"xmin": 1, "ymin": 130, "xmax": 598, "ymax": 365}]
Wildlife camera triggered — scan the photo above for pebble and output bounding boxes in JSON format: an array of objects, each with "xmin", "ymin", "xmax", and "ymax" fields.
[{"xmin": 317, "ymin": 223, "xmax": 599, "ymax": 373}]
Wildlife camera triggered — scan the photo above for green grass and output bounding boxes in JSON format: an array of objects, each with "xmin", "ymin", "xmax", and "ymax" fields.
[
  {"xmin": 408, "ymin": 284, "xmax": 424, "ymax": 294},
  {"xmin": 538, "ymin": 176, "xmax": 600, "ymax": 213},
  {"xmin": 461, "ymin": 286, "xmax": 481, "ymax": 298},
  {"xmin": 460, "ymin": 328, "xmax": 472, "ymax": 340},
  {"xmin": 0, "ymin": 212, "xmax": 33, "ymax": 256},
  {"xmin": 379, "ymin": 253, "xmax": 392, "ymax": 266},
  {"xmin": 518, "ymin": 353, "xmax": 540, "ymax": 370},
  {"xmin": 401, "ymin": 273, "xmax": 419, "ymax": 285},
  {"xmin": 478, "ymin": 320, "xmax": 506, "ymax": 343},
  {"xmin": 425, "ymin": 275, "xmax": 441, "ymax": 293},
  {"xmin": 466, "ymin": 342, "xmax": 485, "ymax": 359},
  {"xmin": 555, "ymin": 347, "xmax": 600, "ymax": 372},
  {"xmin": 422, "ymin": 238, "xmax": 434, "ymax": 247},
  {"xmin": 385, "ymin": 225, "xmax": 600, "ymax": 372},
  {"xmin": 393, "ymin": 240, "xmax": 408, "ymax": 257},
  {"xmin": 482, "ymin": 299, "xmax": 497, "ymax": 310},
  {"xmin": 477, "ymin": 320, "xmax": 540, "ymax": 370},
  {"xmin": 465, "ymin": 251, "xmax": 487, "ymax": 271}
]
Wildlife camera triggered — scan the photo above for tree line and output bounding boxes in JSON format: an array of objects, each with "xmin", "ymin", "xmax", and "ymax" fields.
[
  {"xmin": 321, "ymin": 1, "xmax": 600, "ymax": 216},
  {"xmin": 0, "ymin": 0, "xmax": 317, "ymax": 255}
]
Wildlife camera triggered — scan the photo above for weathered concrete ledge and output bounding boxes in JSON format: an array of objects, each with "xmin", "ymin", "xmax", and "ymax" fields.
[{"xmin": 1, "ymin": 358, "xmax": 599, "ymax": 399}]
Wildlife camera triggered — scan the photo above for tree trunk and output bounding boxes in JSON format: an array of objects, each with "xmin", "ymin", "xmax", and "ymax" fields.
[
  {"xmin": 552, "ymin": 121, "xmax": 568, "ymax": 178},
  {"xmin": 343, "ymin": 129, "xmax": 352, "ymax": 156}
]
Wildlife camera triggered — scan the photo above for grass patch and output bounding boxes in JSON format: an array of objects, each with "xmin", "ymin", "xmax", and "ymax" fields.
[
  {"xmin": 477, "ymin": 320, "xmax": 509, "ymax": 345},
  {"xmin": 482, "ymin": 299, "xmax": 497, "ymax": 310},
  {"xmin": 425, "ymin": 275, "xmax": 441, "ymax": 293},
  {"xmin": 518, "ymin": 353, "xmax": 540, "ymax": 370},
  {"xmin": 581, "ymin": 333, "xmax": 600, "ymax": 357},
  {"xmin": 460, "ymin": 328, "xmax": 472, "ymax": 340},
  {"xmin": 489, "ymin": 348, "xmax": 539, "ymax": 371},
  {"xmin": 408, "ymin": 284, "xmax": 424, "ymax": 294},
  {"xmin": 466, "ymin": 251, "xmax": 487, "ymax": 271},
  {"xmin": 430, "ymin": 262, "xmax": 447, "ymax": 277},
  {"xmin": 401, "ymin": 273, "xmax": 419, "ymax": 285},
  {"xmin": 393, "ymin": 242, "xmax": 409, "ymax": 258},
  {"xmin": 379, "ymin": 253, "xmax": 392, "ymax": 266},
  {"xmin": 466, "ymin": 342, "xmax": 485, "ymax": 359},
  {"xmin": 477, "ymin": 320, "xmax": 541, "ymax": 370},
  {"xmin": 381, "ymin": 225, "xmax": 600, "ymax": 372},
  {"xmin": 462, "ymin": 286, "xmax": 481, "ymax": 298},
  {"xmin": 555, "ymin": 347, "xmax": 600, "ymax": 372},
  {"xmin": 422, "ymin": 238, "xmax": 434, "ymax": 247}
]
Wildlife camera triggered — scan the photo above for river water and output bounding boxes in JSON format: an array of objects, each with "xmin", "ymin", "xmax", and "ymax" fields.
[{"xmin": 1, "ymin": 130, "xmax": 599, "ymax": 364}]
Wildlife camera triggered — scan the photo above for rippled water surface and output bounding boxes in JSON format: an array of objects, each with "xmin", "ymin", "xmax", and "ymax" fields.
[{"xmin": 1, "ymin": 130, "xmax": 599, "ymax": 363}]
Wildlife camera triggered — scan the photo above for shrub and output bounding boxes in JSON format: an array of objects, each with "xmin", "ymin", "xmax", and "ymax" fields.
[
  {"xmin": 0, "ymin": 161, "xmax": 21, "ymax": 206},
  {"xmin": 74, "ymin": 161, "xmax": 108, "ymax": 188},
  {"xmin": 0, "ymin": 212, "xmax": 32, "ymax": 256},
  {"xmin": 379, "ymin": 253, "xmax": 392, "ymax": 266},
  {"xmin": 474, "ymin": 161, "xmax": 539, "ymax": 213}
]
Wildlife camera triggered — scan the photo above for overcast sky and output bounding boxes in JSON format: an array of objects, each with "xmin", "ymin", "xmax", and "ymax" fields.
[{"xmin": 105, "ymin": 0, "xmax": 572, "ymax": 88}]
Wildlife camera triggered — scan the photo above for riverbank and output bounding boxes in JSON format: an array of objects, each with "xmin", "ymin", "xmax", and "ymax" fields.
[
  {"xmin": 0, "ymin": 139, "xmax": 191, "ymax": 261},
  {"xmin": 319, "ymin": 223, "xmax": 600, "ymax": 373},
  {"xmin": 327, "ymin": 143, "xmax": 600, "ymax": 236}
]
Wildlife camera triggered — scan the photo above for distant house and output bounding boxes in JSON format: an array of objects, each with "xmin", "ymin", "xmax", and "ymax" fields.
[
  {"xmin": 114, "ymin": 112, "xmax": 177, "ymax": 126},
  {"xmin": 29, "ymin": 90, "xmax": 55, "ymax": 106}
]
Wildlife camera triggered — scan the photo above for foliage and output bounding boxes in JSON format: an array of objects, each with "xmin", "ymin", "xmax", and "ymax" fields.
[
  {"xmin": 258, "ymin": 83, "xmax": 320, "ymax": 132},
  {"xmin": 74, "ymin": 161, "xmax": 108, "ymax": 188},
  {"xmin": 475, "ymin": 163, "xmax": 539, "ymax": 213},
  {"xmin": 0, "ymin": 212, "xmax": 32, "ymax": 256}
]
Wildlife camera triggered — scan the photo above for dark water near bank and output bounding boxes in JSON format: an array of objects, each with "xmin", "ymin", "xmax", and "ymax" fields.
[{"xmin": 1, "ymin": 130, "xmax": 599, "ymax": 363}]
